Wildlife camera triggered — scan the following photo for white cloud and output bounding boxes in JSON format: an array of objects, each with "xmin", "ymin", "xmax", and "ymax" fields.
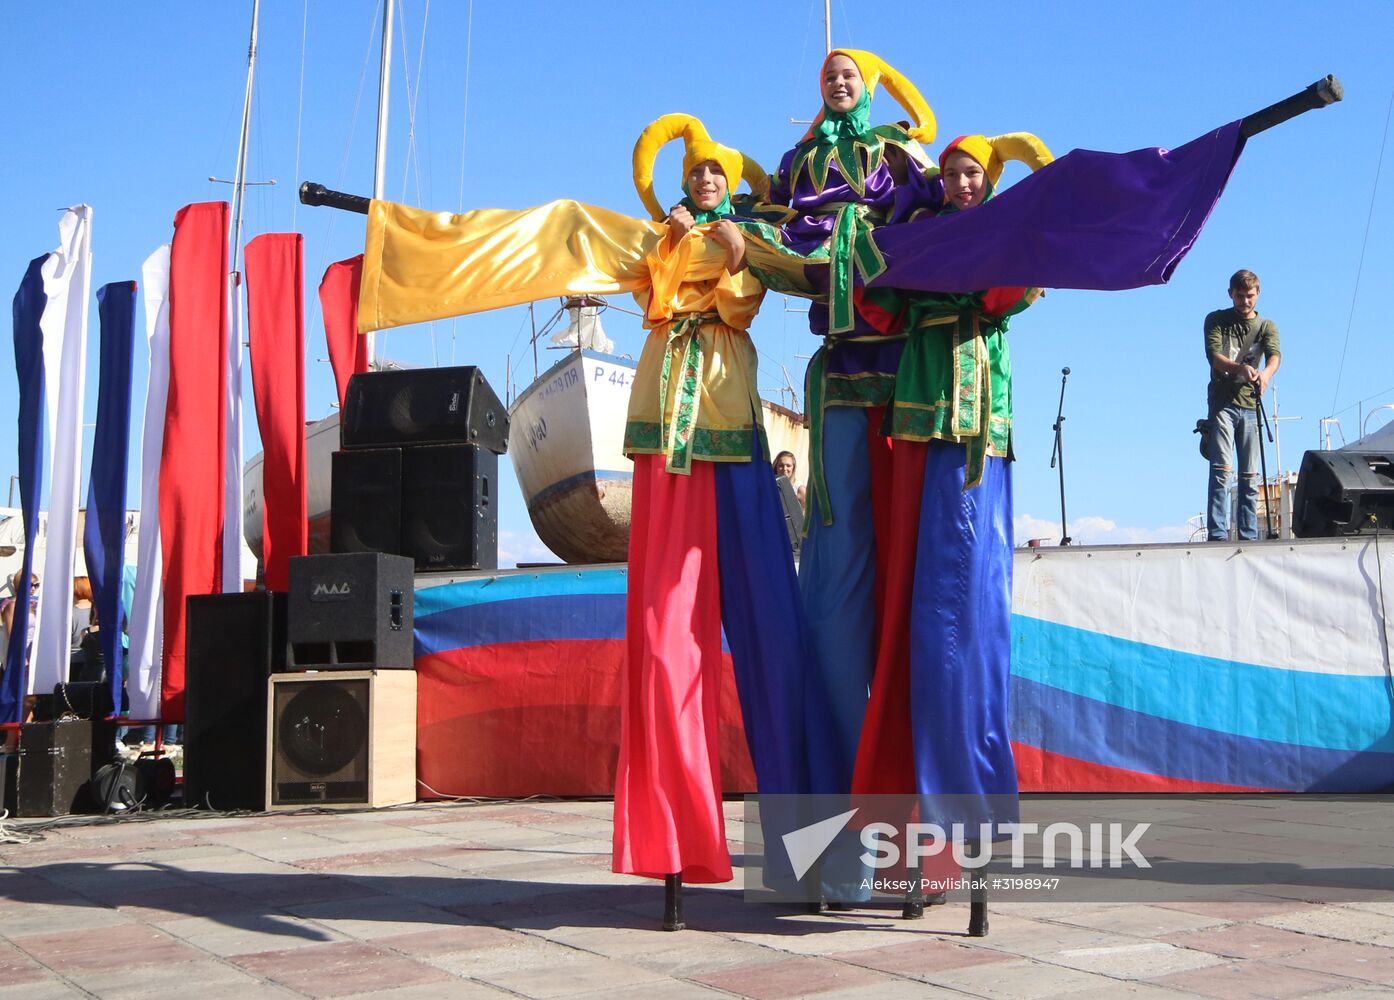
[
  {"xmin": 1015, "ymin": 513, "xmax": 1204, "ymax": 547},
  {"xmin": 497, "ymin": 529, "xmax": 562, "ymax": 567}
]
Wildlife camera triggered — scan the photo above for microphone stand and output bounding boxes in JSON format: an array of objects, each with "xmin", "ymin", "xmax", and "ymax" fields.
[
  {"xmin": 1254, "ymin": 386, "xmax": 1279, "ymax": 540},
  {"xmin": 1049, "ymin": 367, "xmax": 1072, "ymax": 546}
]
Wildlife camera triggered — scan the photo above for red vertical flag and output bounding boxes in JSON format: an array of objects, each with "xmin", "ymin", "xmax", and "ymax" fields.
[
  {"xmin": 319, "ymin": 254, "xmax": 369, "ymax": 408},
  {"xmin": 160, "ymin": 202, "xmax": 229, "ymax": 721},
  {"xmin": 246, "ymin": 233, "xmax": 308, "ymax": 592}
]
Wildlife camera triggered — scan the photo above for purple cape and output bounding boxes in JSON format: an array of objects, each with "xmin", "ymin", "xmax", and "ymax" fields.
[{"xmin": 865, "ymin": 121, "xmax": 1245, "ymax": 293}]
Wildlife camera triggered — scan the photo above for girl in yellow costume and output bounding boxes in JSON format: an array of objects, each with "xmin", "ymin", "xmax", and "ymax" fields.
[{"xmin": 356, "ymin": 115, "xmax": 813, "ymax": 930}]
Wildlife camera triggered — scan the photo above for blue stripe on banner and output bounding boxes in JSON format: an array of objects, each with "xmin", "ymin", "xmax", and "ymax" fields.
[
  {"xmin": 1010, "ymin": 676, "xmax": 1394, "ymax": 792},
  {"xmin": 1013, "ymin": 615, "xmax": 1394, "ymax": 754},
  {"xmin": 415, "ymin": 591, "xmax": 628, "ymax": 655},
  {"xmin": 413, "ymin": 566, "xmax": 733, "ymax": 657},
  {"xmin": 2, "ymin": 255, "xmax": 50, "ymax": 723},
  {"xmin": 414, "ymin": 567, "xmax": 628, "ymax": 617},
  {"xmin": 84, "ymin": 282, "xmax": 138, "ymax": 714}
]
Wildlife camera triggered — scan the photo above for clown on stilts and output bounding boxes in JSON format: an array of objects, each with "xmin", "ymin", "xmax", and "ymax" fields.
[
  {"xmin": 352, "ymin": 114, "xmax": 815, "ymax": 930},
  {"xmin": 751, "ymin": 47, "xmax": 944, "ymax": 907},
  {"xmin": 852, "ymin": 132, "xmax": 1054, "ymax": 937}
]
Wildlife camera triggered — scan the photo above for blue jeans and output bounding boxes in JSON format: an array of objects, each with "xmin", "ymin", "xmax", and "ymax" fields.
[{"xmin": 1207, "ymin": 403, "xmax": 1259, "ymax": 540}]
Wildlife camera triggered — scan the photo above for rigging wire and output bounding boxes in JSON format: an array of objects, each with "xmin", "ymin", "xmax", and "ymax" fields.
[
  {"xmin": 290, "ymin": 0, "xmax": 310, "ymax": 233},
  {"xmin": 448, "ymin": 0, "xmax": 476, "ymax": 364},
  {"xmin": 1329, "ymin": 82, "xmax": 1393, "ymax": 417},
  {"xmin": 389, "ymin": 0, "xmax": 436, "ymax": 363},
  {"xmin": 306, "ymin": 0, "xmax": 382, "ymax": 364},
  {"xmin": 396, "ymin": 0, "xmax": 431, "ymax": 205}
]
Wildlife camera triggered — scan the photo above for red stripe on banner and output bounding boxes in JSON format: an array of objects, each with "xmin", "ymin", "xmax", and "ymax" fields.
[
  {"xmin": 415, "ymin": 639, "xmax": 756, "ymax": 799},
  {"xmin": 246, "ymin": 234, "xmax": 308, "ymax": 592},
  {"xmin": 319, "ymin": 255, "xmax": 368, "ymax": 409},
  {"xmin": 160, "ymin": 202, "xmax": 229, "ymax": 722},
  {"xmin": 1013, "ymin": 742, "xmax": 1270, "ymax": 793}
]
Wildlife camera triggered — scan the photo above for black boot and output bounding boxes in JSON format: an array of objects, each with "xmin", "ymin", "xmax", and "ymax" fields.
[
  {"xmin": 902, "ymin": 860, "xmax": 924, "ymax": 920},
  {"xmin": 967, "ymin": 879, "xmax": 988, "ymax": 937},
  {"xmin": 663, "ymin": 873, "xmax": 685, "ymax": 931}
]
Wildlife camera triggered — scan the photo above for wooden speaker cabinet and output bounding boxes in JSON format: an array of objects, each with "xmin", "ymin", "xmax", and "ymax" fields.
[{"xmin": 266, "ymin": 670, "xmax": 416, "ymax": 810}]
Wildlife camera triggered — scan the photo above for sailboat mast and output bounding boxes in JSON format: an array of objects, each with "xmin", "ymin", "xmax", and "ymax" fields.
[
  {"xmin": 373, "ymin": 0, "xmax": 396, "ymax": 200},
  {"xmin": 229, "ymin": 0, "xmax": 261, "ymax": 276}
]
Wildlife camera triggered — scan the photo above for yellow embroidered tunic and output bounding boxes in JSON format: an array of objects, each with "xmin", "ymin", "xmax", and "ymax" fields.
[
  {"xmin": 356, "ymin": 198, "xmax": 767, "ymax": 473},
  {"xmin": 624, "ymin": 226, "xmax": 766, "ymax": 472}
]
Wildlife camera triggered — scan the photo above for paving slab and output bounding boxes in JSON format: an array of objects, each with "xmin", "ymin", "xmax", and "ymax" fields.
[
  {"xmin": 1149, "ymin": 959, "xmax": 1366, "ymax": 998},
  {"xmin": 155, "ymin": 911, "xmax": 347, "ymax": 957},
  {"xmin": 59, "ymin": 957, "xmax": 284, "ymax": 999},
  {"xmin": 232, "ymin": 940, "xmax": 454, "ymax": 998},
  {"xmin": 690, "ymin": 955, "xmax": 894, "ymax": 999}
]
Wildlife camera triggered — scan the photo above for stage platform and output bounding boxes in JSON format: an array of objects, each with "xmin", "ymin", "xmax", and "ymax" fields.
[{"xmin": 411, "ymin": 536, "xmax": 1394, "ymax": 797}]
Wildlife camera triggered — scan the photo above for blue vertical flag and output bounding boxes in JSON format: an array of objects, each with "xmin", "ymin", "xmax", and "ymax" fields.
[
  {"xmin": 2, "ymin": 257, "xmax": 49, "ymax": 723},
  {"xmin": 83, "ymin": 281, "xmax": 137, "ymax": 715}
]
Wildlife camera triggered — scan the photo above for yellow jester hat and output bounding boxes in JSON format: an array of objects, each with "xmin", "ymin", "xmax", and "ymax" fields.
[
  {"xmin": 807, "ymin": 48, "xmax": 937, "ymax": 145},
  {"xmin": 938, "ymin": 132, "xmax": 1055, "ymax": 187},
  {"xmin": 632, "ymin": 113, "xmax": 769, "ymax": 222}
]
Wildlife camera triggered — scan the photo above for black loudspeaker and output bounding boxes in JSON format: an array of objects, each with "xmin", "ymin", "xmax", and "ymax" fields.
[
  {"xmin": 341, "ymin": 366, "xmax": 509, "ymax": 454},
  {"xmin": 331, "ymin": 444, "xmax": 498, "ymax": 572},
  {"xmin": 402, "ymin": 444, "xmax": 498, "ymax": 571},
  {"xmin": 184, "ymin": 590, "xmax": 288, "ymax": 811},
  {"xmin": 1293, "ymin": 450, "xmax": 1394, "ymax": 538},
  {"xmin": 286, "ymin": 553, "xmax": 414, "ymax": 670},
  {"xmin": 330, "ymin": 447, "xmax": 403, "ymax": 555},
  {"xmin": 14, "ymin": 719, "xmax": 108, "ymax": 816},
  {"xmin": 1, "ymin": 753, "xmax": 14, "ymax": 815},
  {"xmin": 267, "ymin": 670, "xmax": 416, "ymax": 808}
]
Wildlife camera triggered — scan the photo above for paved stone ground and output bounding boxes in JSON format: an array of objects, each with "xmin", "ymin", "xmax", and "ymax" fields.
[{"xmin": 3, "ymin": 799, "xmax": 1394, "ymax": 998}]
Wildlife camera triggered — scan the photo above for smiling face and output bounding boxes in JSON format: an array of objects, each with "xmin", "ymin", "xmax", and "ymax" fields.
[
  {"xmin": 941, "ymin": 149, "xmax": 987, "ymax": 210},
  {"xmin": 687, "ymin": 160, "xmax": 729, "ymax": 211},
  {"xmin": 822, "ymin": 54, "xmax": 864, "ymax": 113},
  {"xmin": 774, "ymin": 452, "xmax": 796, "ymax": 479}
]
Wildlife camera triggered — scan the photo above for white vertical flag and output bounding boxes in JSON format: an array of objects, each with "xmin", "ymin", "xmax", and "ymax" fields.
[
  {"xmin": 223, "ymin": 271, "xmax": 246, "ymax": 591},
  {"xmin": 128, "ymin": 245, "xmax": 171, "ymax": 719},
  {"xmin": 32, "ymin": 205, "xmax": 93, "ymax": 694}
]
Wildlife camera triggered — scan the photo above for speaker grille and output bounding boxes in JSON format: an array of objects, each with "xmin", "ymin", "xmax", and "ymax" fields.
[{"xmin": 402, "ymin": 444, "xmax": 498, "ymax": 570}]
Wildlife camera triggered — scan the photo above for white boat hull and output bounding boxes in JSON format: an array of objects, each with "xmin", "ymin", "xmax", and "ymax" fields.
[{"xmin": 508, "ymin": 348, "xmax": 809, "ymax": 565}]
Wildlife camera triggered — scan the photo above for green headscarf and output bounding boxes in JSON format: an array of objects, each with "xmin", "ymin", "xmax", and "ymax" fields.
[{"xmin": 811, "ymin": 88, "xmax": 872, "ymax": 144}]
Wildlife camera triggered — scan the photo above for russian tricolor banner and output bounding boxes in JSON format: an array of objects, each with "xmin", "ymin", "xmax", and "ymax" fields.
[
  {"xmin": 320, "ymin": 255, "xmax": 369, "ymax": 409},
  {"xmin": 2, "ymin": 207, "xmax": 92, "ymax": 722},
  {"xmin": 84, "ymin": 281, "xmax": 138, "ymax": 715},
  {"xmin": 247, "ymin": 233, "xmax": 308, "ymax": 592},
  {"xmin": 159, "ymin": 202, "xmax": 229, "ymax": 722}
]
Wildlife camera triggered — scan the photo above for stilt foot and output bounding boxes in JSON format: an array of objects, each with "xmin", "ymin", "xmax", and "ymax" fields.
[
  {"xmin": 968, "ymin": 883, "xmax": 988, "ymax": 937},
  {"xmin": 663, "ymin": 874, "xmax": 685, "ymax": 931}
]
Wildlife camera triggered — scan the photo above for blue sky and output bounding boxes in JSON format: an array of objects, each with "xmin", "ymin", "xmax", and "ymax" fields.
[{"xmin": 3, "ymin": 1, "xmax": 1392, "ymax": 562}]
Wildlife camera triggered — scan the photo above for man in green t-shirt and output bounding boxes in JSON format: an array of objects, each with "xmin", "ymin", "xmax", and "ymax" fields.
[{"xmin": 1204, "ymin": 269, "xmax": 1281, "ymax": 541}]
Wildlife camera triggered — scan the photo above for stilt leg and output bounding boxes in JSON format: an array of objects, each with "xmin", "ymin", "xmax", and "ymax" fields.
[
  {"xmin": 663, "ymin": 873, "xmax": 685, "ymax": 931},
  {"xmin": 902, "ymin": 859, "xmax": 924, "ymax": 920},
  {"xmin": 968, "ymin": 877, "xmax": 988, "ymax": 937}
]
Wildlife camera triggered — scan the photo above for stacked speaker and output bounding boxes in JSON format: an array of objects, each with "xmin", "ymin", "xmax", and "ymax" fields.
[
  {"xmin": 1292, "ymin": 450, "xmax": 1394, "ymax": 537},
  {"xmin": 183, "ymin": 553, "xmax": 419, "ymax": 811},
  {"xmin": 331, "ymin": 366, "xmax": 508, "ymax": 571}
]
